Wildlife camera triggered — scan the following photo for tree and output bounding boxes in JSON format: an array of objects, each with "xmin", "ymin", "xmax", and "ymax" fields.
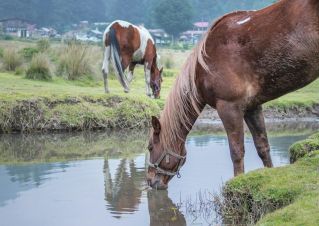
[{"xmin": 154, "ymin": 0, "xmax": 193, "ymax": 40}]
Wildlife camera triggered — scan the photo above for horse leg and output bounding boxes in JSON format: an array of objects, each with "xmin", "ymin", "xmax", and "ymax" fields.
[
  {"xmin": 102, "ymin": 46, "xmax": 111, "ymax": 93},
  {"xmin": 217, "ymin": 101, "xmax": 245, "ymax": 176},
  {"xmin": 121, "ymin": 55, "xmax": 132, "ymax": 93},
  {"xmin": 127, "ymin": 62, "xmax": 136, "ymax": 83},
  {"xmin": 144, "ymin": 62, "xmax": 152, "ymax": 97},
  {"xmin": 244, "ymin": 106, "xmax": 273, "ymax": 168}
]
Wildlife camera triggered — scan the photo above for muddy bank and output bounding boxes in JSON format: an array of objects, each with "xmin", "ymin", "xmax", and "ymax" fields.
[
  {"xmin": 0, "ymin": 96, "xmax": 318, "ymax": 134},
  {"xmin": 198, "ymin": 104, "xmax": 319, "ymax": 121},
  {"xmin": 0, "ymin": 95, "xmax": 160, "ymax": 133}
]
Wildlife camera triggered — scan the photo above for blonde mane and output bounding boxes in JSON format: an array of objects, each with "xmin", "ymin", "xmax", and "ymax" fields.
[{"xmin": 159, "ymin": 27, "xmax": 212, "ymax": 150}]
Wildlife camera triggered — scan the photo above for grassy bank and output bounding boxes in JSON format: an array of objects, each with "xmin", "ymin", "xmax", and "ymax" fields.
[{"xmin": 215, "ymin": 132, "xmax": 319, "ymax": 225}]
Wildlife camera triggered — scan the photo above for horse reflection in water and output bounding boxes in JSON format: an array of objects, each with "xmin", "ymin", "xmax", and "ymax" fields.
[
  {"xmin": 148, "ymin": 190, "xmax": 186, "ymax": 226},
  {"xmin": 104, "ymin": 159, "xmax": 144, "ymax": 216},
  {"xmin": 104, "ymin": 158, "xmax": 186, "ymax": 225}
]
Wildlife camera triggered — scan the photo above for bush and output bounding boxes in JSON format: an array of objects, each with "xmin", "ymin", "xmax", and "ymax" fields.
[
  {"xmin": 57, "ymin": 42, "xmax": 92, "ymax": 80},
  {"xmin": 0, "ymin": 34, "xmax": 13, "ymax": 40},
  {"xmin": 2, "ymin": 48, "xmax": 22, "ymax": 71},
  {"xmin": 20, "ymin": 47, "xmax": 39, "ymax": 60},
  {"xmin": 25, "ymin": 53, "xmax": 52, "ymax": 80},
  {"xmin": 0, "ymin": 47, "xmax": 3, "ymax": 58},
  {"xmin": 14, "ymin": 66, "xmax": 25, "ymax": 75},
  {"xmin": 37, "ymin": 39, "xmax": 50, "ymax": 52}
]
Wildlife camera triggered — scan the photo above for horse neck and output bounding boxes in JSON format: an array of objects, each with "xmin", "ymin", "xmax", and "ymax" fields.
[{"xmin": 160, "ymin": 79, "xmax": 204, "ymax": 151}]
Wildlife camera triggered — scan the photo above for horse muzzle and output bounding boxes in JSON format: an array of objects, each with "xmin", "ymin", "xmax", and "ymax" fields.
[{"xmin": 147, "ymin": 173, "xmax": 168, "ymax": 190}]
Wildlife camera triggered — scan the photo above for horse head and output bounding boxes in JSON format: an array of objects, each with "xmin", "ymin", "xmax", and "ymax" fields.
[
  {"xmin": 150, "ymin": 65, "xmax": 163, "ymax": 99},
  {"xmin": 146, "ymin": 116, "xmax": 186, "ymax": 190}
]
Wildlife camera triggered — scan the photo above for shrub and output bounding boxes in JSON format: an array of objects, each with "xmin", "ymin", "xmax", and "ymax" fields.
[
  {"xmin": 163, "ymin": 56, "xmax": 174, "ymax": 69},
  {"xmin": 14, "ymin": 66, "xmax": 25, "ymax": 75},
  {"xmin": 37, "ymin": 39, "xmax": 50, "ymax": 52},
  {"xmin": 0, "ymin": 47, "xmax": 3, "ymax": 58},
  {"xmin": 20, "ymin": 47, "xmax": 39, "ymax": 60},
  {"xmin": 2, "ymin": 48, "xmax": 22, "ymax": 71},
  {"xmin": 0, "ymin": 34, "xmax": 13, "ymax": 40},
  {"xmin": 57, "ymin": 42, "xmax": 92, "ymax": 80},
  {"xmin": 25, "ymin": 53, "xmax": 52, "ymax": 80}
]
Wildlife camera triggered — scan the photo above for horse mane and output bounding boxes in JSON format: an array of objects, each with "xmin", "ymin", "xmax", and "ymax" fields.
[{"xmin": 158, "ymin": 23, "xmax": 213, "ymax": 150}]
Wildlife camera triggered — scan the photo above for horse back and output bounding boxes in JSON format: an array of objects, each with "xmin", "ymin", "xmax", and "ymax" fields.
[{"xmin": 200, "ymin": 0, "xmax": 319, "ymax": 107}]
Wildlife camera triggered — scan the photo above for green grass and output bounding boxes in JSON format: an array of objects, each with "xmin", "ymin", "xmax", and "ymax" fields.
[
  {"xmin": 265, "ymin": 79, "xmax": 319, "ymax": 109},
  {"xmin": 216, "ymin": 132, "xmax": 319, "ymax": 225}
]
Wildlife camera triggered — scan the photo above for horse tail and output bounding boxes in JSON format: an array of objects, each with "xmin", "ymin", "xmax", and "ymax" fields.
[{"xmin": 109, "ymin": 27, "xmax": 129, "ymax": 91}]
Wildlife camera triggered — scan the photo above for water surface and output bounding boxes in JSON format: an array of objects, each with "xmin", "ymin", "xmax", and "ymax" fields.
[{"xmin": 0, "ymin": 123, "xmax": 317, "ymax": 226}]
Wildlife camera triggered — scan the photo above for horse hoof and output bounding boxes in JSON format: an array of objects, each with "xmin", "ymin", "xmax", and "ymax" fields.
[{"xmin": 124, "ymin": 89, "xmax": 130, "ymax": 93}]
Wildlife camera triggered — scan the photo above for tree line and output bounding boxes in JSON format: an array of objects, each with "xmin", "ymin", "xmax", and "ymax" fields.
[{"xmin": 0, "ymin": 0, "xmax": 273, "ymax": 34}]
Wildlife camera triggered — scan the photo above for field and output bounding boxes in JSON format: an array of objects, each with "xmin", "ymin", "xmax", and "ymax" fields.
[{"xmin": 0, "ymin": 39, "xmax": 319, "ymax": 133}]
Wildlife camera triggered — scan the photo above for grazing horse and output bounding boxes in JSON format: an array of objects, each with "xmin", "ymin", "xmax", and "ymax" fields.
[
  {"xmin": 147, "ymin": 0, "xmax": 319, "ymax": 189},
  {"xmin": 102, "ymin": 20, "xmax": 163, "ymax": 98}
]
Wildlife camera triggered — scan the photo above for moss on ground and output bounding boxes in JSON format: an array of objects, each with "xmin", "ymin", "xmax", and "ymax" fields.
[
  {"xmin": 289, "ymin": 132, "xmax": 319, "ymax": 163},
  {"xmin": 215, "ymin": 132, "xmax": 319, "ymax": 225}
]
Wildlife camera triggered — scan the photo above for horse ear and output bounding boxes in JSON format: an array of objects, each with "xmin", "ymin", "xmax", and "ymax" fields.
[
  {"xmin": 160, "ymin": 67, "xmax": 163, "ymax": 74},
  {"xmin": 151, "ymin": 116, "xmax": 161, "ymax": 134}
]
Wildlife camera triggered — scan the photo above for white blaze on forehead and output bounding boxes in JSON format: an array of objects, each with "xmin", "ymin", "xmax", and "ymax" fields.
[{"xmin": 237, "ymin": 17, "xmax": 251, "ymax": 25}]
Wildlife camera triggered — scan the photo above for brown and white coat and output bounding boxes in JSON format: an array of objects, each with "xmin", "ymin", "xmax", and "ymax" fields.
[{"xmin": 102, "ymin": 20, "xmax": 163, "ymax": 98}]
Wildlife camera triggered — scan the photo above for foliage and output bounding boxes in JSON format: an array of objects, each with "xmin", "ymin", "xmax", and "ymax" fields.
[
  {"xmin": 36, "ymin": 39, "xmax": 50, "ymax": 52},
  {"xmin": 0, "ymin": 0, "xmax": 106, "ymax": 31},
  {"xmin": 57, "ymin": 42, "xmax": 92, "ymax": 80},
  {"xmin": 154, "ymin": 0, "xmax": 193, "ymax": 38},
  {"xmin": 0, "ymin": 47, "xmax": 3, "ymax": 58},
  {"xmin": 2, "ymin": 48, "xmax": 22, "ymax": 71},
  {"xmin": 20, "ymin": 47, "xmax": 39, "ymax": 60},
  {"xmin": 25, "ymin": 53, "xmax": 52, "ymax": 80}
]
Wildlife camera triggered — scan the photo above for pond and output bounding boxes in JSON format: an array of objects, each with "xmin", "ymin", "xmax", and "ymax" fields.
[{"xmin": 0, "ymin": 121, "xmax": 318, "ymax": 226}]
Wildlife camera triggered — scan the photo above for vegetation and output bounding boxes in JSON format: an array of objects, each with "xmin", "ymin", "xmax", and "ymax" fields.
[
  {"xmin": 20, "ymin": 47, "xmax": 39, "ymax": 60},
  {"xmin": 214, "ymin": 132, "xmax": 319, "ymax": 225},
  {"xmin": 154, "ymin": 0, "xmax": 193, "ymax": 39},
  {"xmin": 0, "ymin": 0, "xmax": 274, "ymax": 31},
  {"xmin": 289, "ymin": 133, "xmax": 319, "ymax": 163},
  {"xmin": 25, "ymin": 53, "xmax": 52, "ymax": 80},
  {"xmin": 2, "ymin": 48, "xmax": 22, "ymax": 71},
  {"xmin": 57, "ymin": 42, "xmax": 92, "ymax": 80},
  {"xmin": 36, "ymin": 38, "xmax": 50, "ymax": 52}
]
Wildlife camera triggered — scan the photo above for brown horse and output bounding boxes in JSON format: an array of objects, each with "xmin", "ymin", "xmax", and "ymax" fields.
[
  {"xmin": 147, "ymin": 0, "xmax": 319, "ymax": 189},
  {"xmin": 102, "ymin": 20, "xmax": 163, "ymax": 98}
]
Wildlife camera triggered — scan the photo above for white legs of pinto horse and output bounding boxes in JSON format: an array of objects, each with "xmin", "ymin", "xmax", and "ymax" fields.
[
  {"xmin": 102, "ymin": 47, "xmax": 152, "ymax": 97},
  {"xmin": 102, "ymin": 46, "xmax": 111, "ymax": 93}
]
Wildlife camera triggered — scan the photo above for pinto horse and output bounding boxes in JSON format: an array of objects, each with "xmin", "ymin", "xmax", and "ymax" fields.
[
  {"xmin": 102, "ymin": 20, "xmax": 163, "ymax": 98},
  {"xmin": 147, "ymin": 0, "xmax": 319, "ymax": 189}
]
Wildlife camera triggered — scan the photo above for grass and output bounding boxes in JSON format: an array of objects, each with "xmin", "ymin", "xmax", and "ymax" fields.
[{"xmin": 215, "ymin": 132, "xmax": 319, "ymax": 225}]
